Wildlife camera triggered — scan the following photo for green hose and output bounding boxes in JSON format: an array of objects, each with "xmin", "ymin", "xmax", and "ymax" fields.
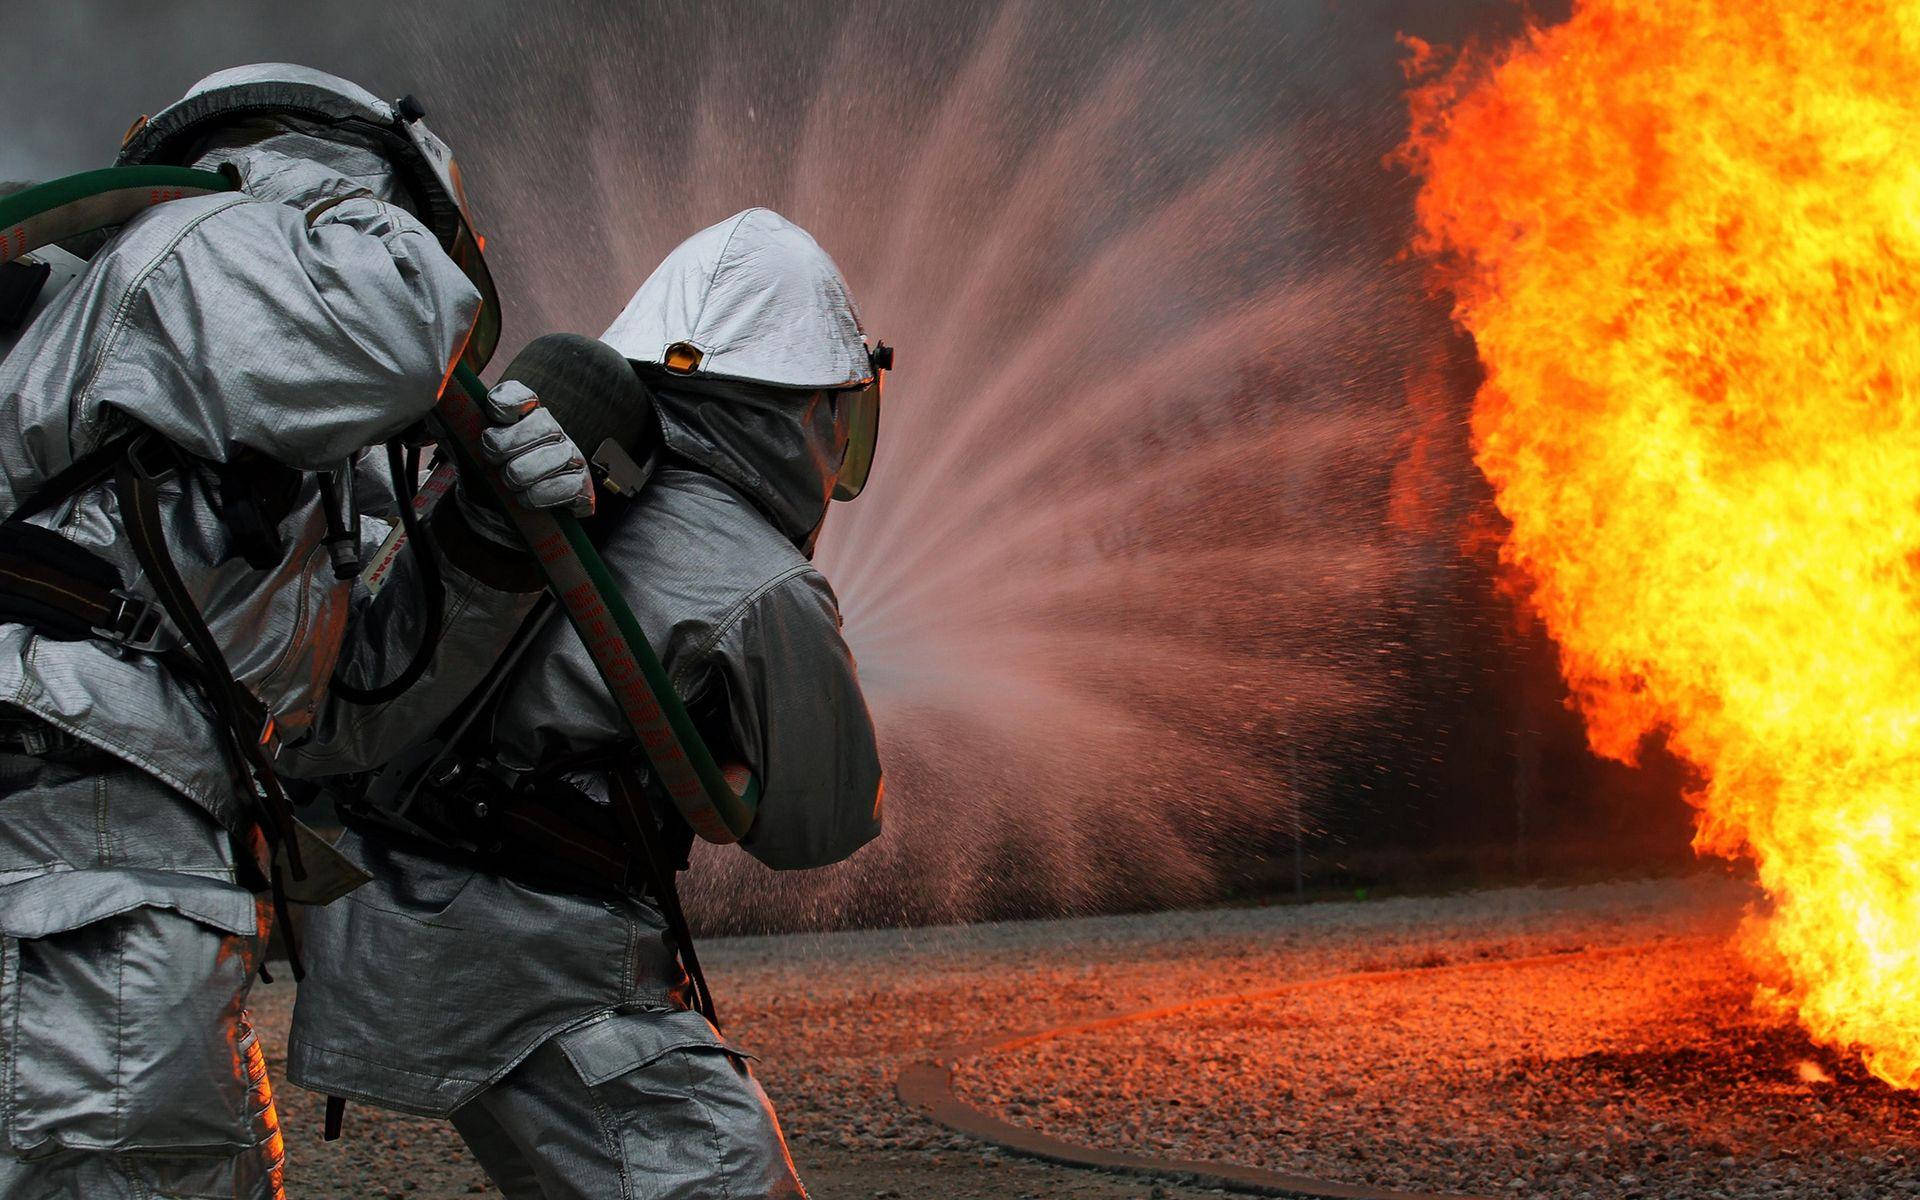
[
  {"xmin": 0, "ymin": 166, "xmax": 233, "ymax": 264},
  {"xmin": 439, "ymin": 365, "xmax": 759, "ymax": 842}
]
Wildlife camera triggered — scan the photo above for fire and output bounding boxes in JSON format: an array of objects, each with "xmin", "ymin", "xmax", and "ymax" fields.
[{"xmin": 1400, "ymin": 3, "xmax": 1920, "ymax": 1086}]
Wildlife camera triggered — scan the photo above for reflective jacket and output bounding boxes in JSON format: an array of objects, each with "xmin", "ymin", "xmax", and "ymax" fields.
[
  {"xmin": 288, "ymin": 209, "xmax": 883, "ymax": 1112},
  {"xmin": 288, "ymin": 465, "xmax": 882, "ymax": 1112},
  {"xmin": 0, "ymin": 135, "xmax": 503, "ymax": 827}
]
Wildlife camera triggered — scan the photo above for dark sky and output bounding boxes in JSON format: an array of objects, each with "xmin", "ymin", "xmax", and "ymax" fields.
[{"xmin": 2, "ymin": 1, "xmax": 1548, "ymax": 342}]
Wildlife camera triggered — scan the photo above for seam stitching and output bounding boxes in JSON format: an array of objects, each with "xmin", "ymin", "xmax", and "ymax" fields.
[
  {"xmin": 679, "ymin": 563, "xmax": 814, "ymax": 691},
  {"xmin": 72, "ymin": 194, "xmax": 251, "ymax": 428},
  {"xmin": 689, "ymin": 212, "xmax": 755, "ymax": 351}
]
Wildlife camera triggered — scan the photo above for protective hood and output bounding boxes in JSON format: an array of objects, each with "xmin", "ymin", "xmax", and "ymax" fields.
[
  {"xmin": 118, "ymin": 62, "xmax": 501, "ymax": 369},
  {"xmin": 602, "ymin": 208, "xmax": 871, "ymax": 389},
  {"xmin": 641, "ymin": 372, "xmax": 845, "ymax": 547}
]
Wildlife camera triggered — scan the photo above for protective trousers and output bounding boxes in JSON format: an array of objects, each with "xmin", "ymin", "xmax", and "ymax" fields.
[
  {"xmin": 0, "ymin": 741, "xmax": 283, "ymax": 1200},
  {"xmin": 448, "ymin": 1008, "xmax": 806, "ymax": 1200}
]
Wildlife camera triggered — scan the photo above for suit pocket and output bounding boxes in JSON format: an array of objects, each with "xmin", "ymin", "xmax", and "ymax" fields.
[
  {"xmin": 553, "ymin": 1009, "xmax": 804, "ymax": 1200},
  {"xmin": 0, "ymin": 868, "xmax": 267, "ymax": 1154}
]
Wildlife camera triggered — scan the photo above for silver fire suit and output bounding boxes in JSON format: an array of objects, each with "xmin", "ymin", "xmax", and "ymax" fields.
[
  {"xmin": 0, "ymin": 129, "xmax": 519, "ymax": 1198},
  {"xmin": 288, "ymin": 208, "xmax": 885, "ymax": 1198}
]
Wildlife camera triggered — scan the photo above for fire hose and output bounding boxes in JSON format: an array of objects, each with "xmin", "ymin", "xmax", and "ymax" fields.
[
  {"xmin": 0, "ymin": 167, "xmax": 760, "ymax": 845},
  {"xmin": 432, "ymin": 362, "xmax": 759, "ymax": 843}
]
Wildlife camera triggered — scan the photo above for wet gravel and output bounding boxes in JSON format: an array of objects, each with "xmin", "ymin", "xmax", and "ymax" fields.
[
  {"xmin": 250, "ymin": 873, "xmax": 1809, "ymax": 1197},
  {"xmin": 952, "ymin": 923, "xmax": 1920, "ymax": 1198}
]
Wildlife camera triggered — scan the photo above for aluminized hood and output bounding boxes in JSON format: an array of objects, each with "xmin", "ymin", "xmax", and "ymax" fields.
[{"xmin": 601, "ymin": 207, "xmax": 872, "ymax": 389}]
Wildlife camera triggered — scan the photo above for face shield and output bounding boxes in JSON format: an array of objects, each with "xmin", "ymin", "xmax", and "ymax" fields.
[
  {"xmin": 395, "ymin": 111, "xmax": 500, "ymax": 371},
  {"xmin": 832, "ymin": 341, "xmax": 891, "ymax": 501}
]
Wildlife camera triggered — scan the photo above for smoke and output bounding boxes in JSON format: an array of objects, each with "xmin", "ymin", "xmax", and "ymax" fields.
[{"xmin": 5, "ymin": 2, "xmax": 1547, "ymax": 929}]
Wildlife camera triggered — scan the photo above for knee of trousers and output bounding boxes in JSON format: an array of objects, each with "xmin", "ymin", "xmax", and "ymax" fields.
[{"xmin": 458, "ymin": 1009, "xmax": 807, "ymax": 1200}]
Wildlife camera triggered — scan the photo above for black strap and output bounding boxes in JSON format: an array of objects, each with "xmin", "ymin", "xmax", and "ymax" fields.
[
  {"xmin": 324, "ymin": 1095, "xmax": 345, "ymax": 1141},
  {"xmin": 444, "ymin": 597, "xmax": 556, "ymax": 748},
  {"xmin": 426, "ymin": 485, "xmax": 547, "ymax": 593},
  {"xmin": 494, "ymin": 798, "xmax": 635, "ymax": 884},
  {"xmin": 610, "ymin": 768, "xmax": 718, "ymax": 1027},
  {"xmin": 0, "ymin": 523, "xmax": 137, "ymax": 641},
  {"xmin": 6, "ymin": 433, "xmax": 135, "ymax": 526},
  {"xmin": 0, "ymin": 534, "xmax": 268, "ymax": 756},
  {"xmin": 114, "ymin": 439, "xmax": 301, "ymax": 866},
  {"xmin": 114, "ymin": 435, "xmax": 309, "ymax": 978},
  {"xmin": 0, "ymin": 518, "xmax": 119, "ymax": 590},
  {"xmin": 0, "ymin": 260, "xmax": 51, "ymax": 333}
]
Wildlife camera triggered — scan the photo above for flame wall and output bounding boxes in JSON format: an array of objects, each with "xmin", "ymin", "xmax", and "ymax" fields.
[{"xmin": 1402, "ymin": 2, "xmax": 1920, "ymax": 1086}]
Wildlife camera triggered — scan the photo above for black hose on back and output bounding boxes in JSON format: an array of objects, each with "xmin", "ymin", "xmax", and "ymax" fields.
[{"xmin": 328, "ymin": 441, "xmax": 447, "ymax": 706}]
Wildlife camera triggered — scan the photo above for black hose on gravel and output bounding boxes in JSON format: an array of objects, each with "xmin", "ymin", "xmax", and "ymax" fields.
[{"xmin": 896, "ymin": 944, "xmax": 1676, "ymax": 1200}]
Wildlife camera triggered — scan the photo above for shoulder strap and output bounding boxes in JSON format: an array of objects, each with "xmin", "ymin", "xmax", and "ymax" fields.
[
  {"xmin": 436, "ymin": 594, "xmax": 558, "ymax": 770},
  {"xmin": 6, "ymin": 432, "xmax": 136, "ymax": 525},
  {"xmin": 349, "ymin": 594, "xmax": 557, "ymax": 822},
  {"xmin": 609, "ymin": 767, "xmax": 718, "ymax": 1027}
]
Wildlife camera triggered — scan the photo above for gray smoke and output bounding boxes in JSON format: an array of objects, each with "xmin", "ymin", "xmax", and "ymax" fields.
[{"xmin": 5, "ymin": 2, "xmax": 1549, "ymax": 930}]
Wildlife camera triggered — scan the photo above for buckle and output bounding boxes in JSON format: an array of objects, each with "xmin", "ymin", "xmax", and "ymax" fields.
[
  {"xmin": 590, "ymin": 438, "xmax": 650, "ymax": 498},
  {"xmin": 0, "ymin": 719, "xmax": 61, "ymax": 757},
  {"xmin": 90, "ymin": 588, "xmax": 167, "ymax": 653},
  {"xmin": 123, "ymin": 431, "xmax": 180, "ymax": 484}
]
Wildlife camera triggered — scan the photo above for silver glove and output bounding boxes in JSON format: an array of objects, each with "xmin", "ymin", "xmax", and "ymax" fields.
[
  {"xmin": 453, "ymin": 380, "xmax": 596, "ymax": 549},
  {"xmin": 475, "ymin": 379, "xmax": 596, "ymax": 517}
]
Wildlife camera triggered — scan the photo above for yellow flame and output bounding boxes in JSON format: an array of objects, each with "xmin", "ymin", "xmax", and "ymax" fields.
[{"xmin": 1401, "ymin": 2, "xmax": 1920, "ymax": 1087}]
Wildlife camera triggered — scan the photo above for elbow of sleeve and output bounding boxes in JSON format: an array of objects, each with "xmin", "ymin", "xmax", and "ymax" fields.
[{"xmin": 741, "ymin": 769, "xmax": 884, "ymax": 872}]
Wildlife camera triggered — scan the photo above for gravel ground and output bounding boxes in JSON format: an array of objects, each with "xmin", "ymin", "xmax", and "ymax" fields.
[
  {"xmin": 952, "ymin": 914, "xmax": 1920, "ymax": 1197},
  {"xmin": 250, "ymin": 872, "xmax": 1797, "ymax": 1198}
]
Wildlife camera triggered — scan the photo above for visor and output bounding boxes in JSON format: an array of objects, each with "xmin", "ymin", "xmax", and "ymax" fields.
[
  {"xmin": 398, "ymin": 116, "xmax": 500, "ymax": 370},
  {"xmin": 832, "ymin": 342, "xmax": 889, "ymax": 501}
]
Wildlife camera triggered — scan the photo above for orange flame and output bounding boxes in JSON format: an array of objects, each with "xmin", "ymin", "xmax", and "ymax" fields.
[{"xmin": 1401, "ymin": 3, "xmax": 1920, "ymax": 1087}]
